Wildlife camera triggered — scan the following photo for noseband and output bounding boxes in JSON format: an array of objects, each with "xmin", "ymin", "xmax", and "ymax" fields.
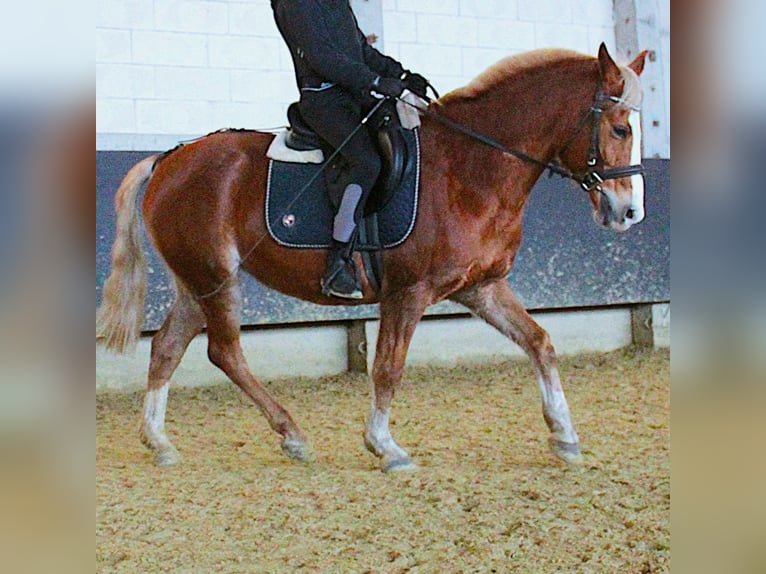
[{"xmin": 405, "ymin": 88, "xmax": 644, "ymax": 193}]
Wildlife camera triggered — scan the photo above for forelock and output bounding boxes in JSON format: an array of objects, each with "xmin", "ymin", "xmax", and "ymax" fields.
[{"xmin": 617, "ymin": 65, "xmax": 643, "ymax": 110}]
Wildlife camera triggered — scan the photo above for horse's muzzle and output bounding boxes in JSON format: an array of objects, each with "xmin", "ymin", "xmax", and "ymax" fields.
[{"xmin": 595, "ymin": 189, "xmax": 637, "ymax": 233}]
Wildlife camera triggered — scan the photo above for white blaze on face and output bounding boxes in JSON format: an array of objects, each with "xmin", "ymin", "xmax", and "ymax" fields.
[{"xmin": 628, "ymin": 110, "xmax": 645, "ymax": 223}]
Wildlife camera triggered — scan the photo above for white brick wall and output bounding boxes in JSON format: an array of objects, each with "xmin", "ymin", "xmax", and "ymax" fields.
[
  {"xmin": 383, "ymin": 0, "xmax": 617, "ymax": 97},
  {"xmin": 96, "ymin": 0, "xmax": 668, "ymax": 154},
  {"xmin": 97, "ymin": 0, "xmax": 298, "ymax": 147},
  {"xmin": 637, "ymin": 0, "xmax": 670, "ymax": 158}
]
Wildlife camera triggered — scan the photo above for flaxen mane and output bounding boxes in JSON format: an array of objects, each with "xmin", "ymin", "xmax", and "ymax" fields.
[
  {"xmin": 443, "ymin": 48, "xmax": 588, "ymax": 101},
  {"xmin": 442, "ymin": 47, "xmax": 642, "ymax": 109}
]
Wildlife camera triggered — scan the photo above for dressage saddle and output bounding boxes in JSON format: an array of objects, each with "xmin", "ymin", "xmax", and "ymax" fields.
[{"xmin": 284, "ymin": 101, "xmax": 411, "ymax": 215}]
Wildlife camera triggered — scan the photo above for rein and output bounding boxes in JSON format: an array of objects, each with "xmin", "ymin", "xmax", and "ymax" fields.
[{"xmin": 404, "ymin": 89, "xmax": 644, "ymax": 193}]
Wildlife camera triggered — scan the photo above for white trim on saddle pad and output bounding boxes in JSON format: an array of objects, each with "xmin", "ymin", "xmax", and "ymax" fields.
[{"xmin": 266, "ymin": 131, "xmax": 325, "ymax": 164}]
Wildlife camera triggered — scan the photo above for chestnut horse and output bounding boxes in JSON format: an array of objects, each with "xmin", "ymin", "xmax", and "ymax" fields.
[{"xmin": 97, "ymin": 44, "xmax": 647, "ymax": 471}]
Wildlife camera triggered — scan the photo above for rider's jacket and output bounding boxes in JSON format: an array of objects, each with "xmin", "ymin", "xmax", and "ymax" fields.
[{"xmin": 271, "ymin": 0, "xmax": 405, "ymax": 97}]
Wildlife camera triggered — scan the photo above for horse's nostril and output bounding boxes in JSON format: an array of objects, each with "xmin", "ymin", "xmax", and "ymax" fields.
[{"xmin": 626, "ymin": 208, "xmax": 635, "ymax": 220}]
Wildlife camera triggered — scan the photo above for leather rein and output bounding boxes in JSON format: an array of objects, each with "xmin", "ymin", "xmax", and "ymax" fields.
[{"xmin": 404, "ymin": 87, "xmax": 644, "ymax": 193}]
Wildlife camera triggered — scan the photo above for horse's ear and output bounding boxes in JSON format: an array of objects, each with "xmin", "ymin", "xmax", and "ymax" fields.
[
  {"xmin": 628, "ymin": 50, "xmax": 649, "ymax": 76},
  {"xmin": 597, "ymin": 43, "xmax": 622, "ymax": 88}
]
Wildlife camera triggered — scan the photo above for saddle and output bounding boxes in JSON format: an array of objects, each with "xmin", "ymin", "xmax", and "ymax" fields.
[
  {"xmin": 284, "ymin": 100, "xmax": 411, "ymax": 215},
  {"xmin": 267, "ymin": 96, "xmax": 422, "ymax": 291}
]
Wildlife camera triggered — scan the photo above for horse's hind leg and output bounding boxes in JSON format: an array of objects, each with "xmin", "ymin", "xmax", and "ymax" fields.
[
  {"xmin": 197, "ymin": 282, "xmax": 311, "ymax": 462},
  {"xmin": 365, "ymin": 288, "xmax": 429, "ymax": 472},
  {"xmin": 141, "ymin": 282, "xmax": 206, "ymax": 466},
  {"xmin": 451, "ymin": 279, "xmax": 583, "ymax": 465}
]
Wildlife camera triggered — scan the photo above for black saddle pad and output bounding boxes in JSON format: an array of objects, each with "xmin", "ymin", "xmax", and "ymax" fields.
[{"xmin": 266, "ymin": 129, "xmax": 420, "ymax": 249}]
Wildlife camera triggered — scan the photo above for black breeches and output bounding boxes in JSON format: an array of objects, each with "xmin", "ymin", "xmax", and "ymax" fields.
[{"xmin": 298, "ymin": 89, "xmax": 380, "ymax": 223}]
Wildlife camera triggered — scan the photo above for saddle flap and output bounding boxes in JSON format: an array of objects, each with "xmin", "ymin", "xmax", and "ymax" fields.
[{"xmin": 365, "ymin": 100, "xmax": 410, "ymax": 214}]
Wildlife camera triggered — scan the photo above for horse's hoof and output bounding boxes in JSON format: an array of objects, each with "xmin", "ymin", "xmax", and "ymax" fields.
[
  {"xmin": 281, "ymin": 436, "xmax": 313, "ymax": 463},
  {"xmin": 155, "ymin": 448, "xmax": 181, "ymax": 466},
  {"xmin": 381, "ymin": 456, "xmax": 417, "ymax": 473},
  {"xmin": 549, "ymin": 437, "xmax": 584, "ymax": 466}
]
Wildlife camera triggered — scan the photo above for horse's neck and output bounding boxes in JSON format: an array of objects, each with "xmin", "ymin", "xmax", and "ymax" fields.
[
  {"xmin": 445, "ymin": 69, "xmax": 595, "ymax": 168},
  {"xmin": 432, "ymin": 66, "xmax": 596, "ymax": 212}
]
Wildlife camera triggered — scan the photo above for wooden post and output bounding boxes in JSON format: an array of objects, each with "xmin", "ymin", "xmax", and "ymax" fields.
[
  {"xmin": 347, "ymin": 320, "xmax": 368, "ymax": 374},
  {"xmin": 630, "ymin": 304, "xmax": 654, "ymax": 348}
]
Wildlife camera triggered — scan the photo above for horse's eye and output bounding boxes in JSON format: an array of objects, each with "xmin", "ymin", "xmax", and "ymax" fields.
[{"xmin": 612, "ymin": 125, "xmax": 629, "ymax": 139}]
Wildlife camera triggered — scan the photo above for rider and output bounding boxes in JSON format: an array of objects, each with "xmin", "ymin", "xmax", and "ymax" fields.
[{"xmin": 271, "ymin": 0, "xmax": 429, "ymax": 299}]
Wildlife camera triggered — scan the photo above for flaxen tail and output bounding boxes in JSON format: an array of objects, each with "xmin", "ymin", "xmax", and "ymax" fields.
[{"xmin": 96, "ymin": 155, "xmax": 158, "ymax": 353}]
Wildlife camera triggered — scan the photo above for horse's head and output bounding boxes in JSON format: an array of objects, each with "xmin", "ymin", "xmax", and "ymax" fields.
[{"xmin": 558, "ymin": 44, "xmax": 648, "ymax": 233}]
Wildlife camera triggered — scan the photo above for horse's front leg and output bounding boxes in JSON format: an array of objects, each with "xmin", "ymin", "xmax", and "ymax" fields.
[
  {"xmin": 365, "ymin": 288, "xmax": 429, "ymax": 472},
  {"xmin": 451, "ymin": 280, "xmax": 583, "ymax": 465}
]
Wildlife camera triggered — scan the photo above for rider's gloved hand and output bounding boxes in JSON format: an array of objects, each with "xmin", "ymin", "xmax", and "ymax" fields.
[
  {"xmin": 401, "ymin": 71, "xmax": 429, "ymax": 99},
  {"xmin": 369, "ymin": 75, "xmax": 405, "ymax": 99}
]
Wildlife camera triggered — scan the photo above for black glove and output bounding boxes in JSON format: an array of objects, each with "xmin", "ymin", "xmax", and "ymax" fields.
[
  {"xmin": 402, "ymin": 71, "xmax": 429, "ymax": 99},
  {"xmin": 369, "ymin": 75, "xmax": 405, "ymax": 99}
]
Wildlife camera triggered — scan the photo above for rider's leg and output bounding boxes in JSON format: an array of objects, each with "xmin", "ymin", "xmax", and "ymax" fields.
[{"xmin": 299, "ymin": 89, "xmax": 381, "ymax": 298}]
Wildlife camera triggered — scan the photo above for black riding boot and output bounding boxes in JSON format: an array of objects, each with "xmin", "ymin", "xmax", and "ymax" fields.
[{"xmin": 321, "ymin": 239, "xmax": 363, "ymax": 300}]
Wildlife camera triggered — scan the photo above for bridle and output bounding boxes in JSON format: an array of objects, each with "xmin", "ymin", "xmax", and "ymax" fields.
[
  {"xmin": 567, "ymin": 90, "xmax": 645, "ymax": 192},
  {"xmin": 405, "ymin": 86, "xmax": 644, "ymax": 193}
]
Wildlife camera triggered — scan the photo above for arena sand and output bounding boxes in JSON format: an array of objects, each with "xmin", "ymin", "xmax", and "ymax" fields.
[{"xmin": 97, "ymin": 347, "xmax": 669, "ymax": 573}]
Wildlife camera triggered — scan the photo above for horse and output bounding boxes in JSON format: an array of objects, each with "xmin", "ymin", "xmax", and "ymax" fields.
[{"xmin": 97, "ymin": 43, "xmax": 648, "ymax": 472}]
